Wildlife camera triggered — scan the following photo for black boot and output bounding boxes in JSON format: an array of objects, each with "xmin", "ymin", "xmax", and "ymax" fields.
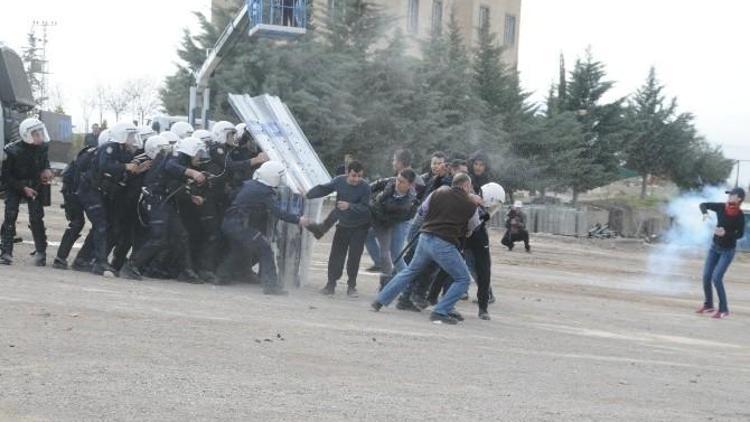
[
  {"xmin": 52, "ymin": 257, "xmax": 68, "ymax": 270},
  {"xmin": 92, "ymin": 262, "xmax": 117, "ymax": 277},
  {"xmin": 178, "ymin": 269, "xmax": 203, "ymax": 284},
  {"xmin": 119, "ymin": 262, "xmax": 143, "ymax": 281},
  {"xmin": 32, "ymin": 251, "xmax": 46, "ymax": 267},
  {"xmin": 0, "ymin": 252, "xmax": 13, "ymax": 265}
]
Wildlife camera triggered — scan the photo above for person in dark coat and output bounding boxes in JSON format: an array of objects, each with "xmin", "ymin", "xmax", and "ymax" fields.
[{"xmin": 696, "ymin": 188, "xmax": 746, "ymax": 319}]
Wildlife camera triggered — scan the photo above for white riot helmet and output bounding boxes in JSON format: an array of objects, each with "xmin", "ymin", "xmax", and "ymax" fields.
[
  {"xmin": 144, "ymin": 135, "xmax": 170, "ymax": 159},
  {"xmin": 98, "ymin": 129, "xmax": 112, "ymax": 146},
  {"xmin": 253, "ymin": 161, "xmax": 286, "ymax": 188},
  {"xmin": 161, "ymin": 131, "xmax": 180, "ymax": 145},
  {"xmin": 110, "ymin": 122, "xmax": 141, "ymax": 147},
  {"xmin": 193, "ymin": 129, "xmax": 213, "ymax": 145},
  {"xmin": 235, "ymin": 122, "xmax": 247, "ymax": 137},
  {"xmin": 212, "ymin": 121, "xmax": 237, "ymax": 145},
  {"xmin": 19, "ymin": 118, "xmax": 50, "ymax": 144},
  {"xmin": 174, "ymin": 136, "xmax": 208, "ymax": 160},
  {"xmin": 170, "ymin": 121, "xmax": 194, "ymax": 139},
  {"xmin": 481, "ymin": 182, "xmax": 506, "ymax": 217}
]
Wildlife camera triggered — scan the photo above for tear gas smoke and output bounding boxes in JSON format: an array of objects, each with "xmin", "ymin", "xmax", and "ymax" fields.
[{"xmin": 644, "ymin": 186, "xmax": 728, "ymax": 293}]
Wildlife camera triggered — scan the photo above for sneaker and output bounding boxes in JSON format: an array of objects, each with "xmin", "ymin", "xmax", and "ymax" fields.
[
  {"xmin": 478, "ymin": 310, "xmax": 491, "ymax": 321},
  {"xmin": 711, "ymin": 311, "xmax": 730, "ymax": 319},
  {"xmin": 92, "ymin": 262, "xmax": 117, "ymax": 277},
  {"xmin": 371, "ymin": 301, "xmax": 383, "ymax": 312},
  {"xmin": 119, "ymin": 262, "xmax": 143, "ymax": 281},
  {"xmin": 366, "ymin": 265, "xmax": 381, "ymax": 273},
  {"xmin": 347, "ymin": 286, "xmax": 359, "ymax": 298},
  {"xmin": 178, "ymin": 270, "xmax": 204, "ymax": 284},
  {"xmin": 525, "ymin": 245, "xmax": 531, "ymax": 253},
  {"xmin": 0, "ymin": 252, "xmax": 12, "ymax": 265},
  {"xmin": 411, "ymin": 294, "xmax": 430, "ymax": 310},
  {"xmin": 319, "ymin": 285, "xmax": 335, "ymax": 296},
  {"xmin": 447, "ymin": 311, "xmax": 464, "ymax": 322},
  {"xmin": 52, "ymin": 257, "xmax": 69, "ymax": 270},
  {"xmin": 429, "ymin": 312, "xmax": 459, "ymax": 325},
  {"xmin": 695, "ymin": 305, "xmax": 715, "ymax": 314},
  {"xmin": 71, "ymin": 259, "xmax": 92, "ymax": 272},
  {"xmin": 32, "ymin": 252, "xmax": 46, "ymax": 267},
  {"xmin": 396, "ymin": 300, "xmax": 422, "ymax": 312},
  {"xmin": 263, "ymin": 286, "xmax": 289, "ymax": 296}
]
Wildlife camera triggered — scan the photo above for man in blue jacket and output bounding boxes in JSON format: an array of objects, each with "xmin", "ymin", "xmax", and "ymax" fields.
[{"xmin": 306, "ymin": 160, "xmax": 371, "ymax": 297}]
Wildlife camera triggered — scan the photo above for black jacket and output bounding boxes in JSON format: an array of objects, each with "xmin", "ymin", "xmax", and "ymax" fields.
[
  {"xmin": 370, "ymin": 178, "xmax": 418, "ymax": 228},
  {"xmin": 1, "ymin": 141, "xmax": 50, "ymax": 194},
  {"xmin": 700, "ymin": 202, "xmax": 746, "ymax": 249}
]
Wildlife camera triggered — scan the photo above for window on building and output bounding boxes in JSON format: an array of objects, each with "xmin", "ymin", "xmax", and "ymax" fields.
[
  {"xmin": 504, "ymin": 14, "xmax": 517, "ymax": 47},
  {"xmin": 431, "ymin": 0, "xmax": 443, "ymax": 35},
  {"xmin": 479, "ymin": 6, "xmax": 490, "ymax": 32},
  {"xmin": 408, "ymin": 0, "xmax": 420, "ymax": 33}
]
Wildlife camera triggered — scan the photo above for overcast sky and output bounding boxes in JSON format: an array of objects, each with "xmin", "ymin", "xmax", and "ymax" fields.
[{"xmin": 1, "ymin": 0, "xmax": 747, "ymax": 181}]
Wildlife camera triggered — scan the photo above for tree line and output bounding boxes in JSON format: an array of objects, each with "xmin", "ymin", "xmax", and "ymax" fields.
[{"xmin": 160, "ymin": 0, "xmax": 733, "ymax": 202}]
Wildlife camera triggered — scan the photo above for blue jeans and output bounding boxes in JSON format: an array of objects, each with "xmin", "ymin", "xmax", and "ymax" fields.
[
  {"xmin": 702, "ymin": 244, "xmax": 735, "ymax": 313},
  {"xmin": 365, "ymin": 220, "xmax": 410, "ymax": 272},
  {"xmin": 377, "ymin": 233, "xmax": 472, "ymax": 316}
]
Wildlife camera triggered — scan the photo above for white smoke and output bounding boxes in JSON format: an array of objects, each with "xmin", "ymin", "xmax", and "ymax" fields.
[{"xmin": 644, "ymin": 186, "xmax": 728, "ymax": 293}]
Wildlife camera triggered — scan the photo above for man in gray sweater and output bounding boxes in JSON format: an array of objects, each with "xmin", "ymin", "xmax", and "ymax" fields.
[{"xmin": 306, "ymin": 161, "xmax": 371, "ymax": 297}]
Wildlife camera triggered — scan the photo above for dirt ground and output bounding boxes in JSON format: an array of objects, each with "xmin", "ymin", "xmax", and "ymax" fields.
[{"xmin": 1, "ymin": 189, "xmax": 749, "ymax": 421}]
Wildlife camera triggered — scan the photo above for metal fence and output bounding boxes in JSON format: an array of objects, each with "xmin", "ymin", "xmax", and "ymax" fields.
[{"xmin": 489, "ymin": 206, "xmax": 609, "ymax": 237}]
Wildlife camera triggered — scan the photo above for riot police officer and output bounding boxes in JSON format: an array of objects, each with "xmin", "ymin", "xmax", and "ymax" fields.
[
  {"xmin": 217, "ymin": 161, "xmax": 308, "ymax": 295},
  {"xmin": 0, "ymin": 118, "xmax": 52, "ymax": 266},
  {"xmin": 53, "ymin": 143, "xmax": 97, "ymax": 269},
  {"xmin": 76, "ymin": 122, "xmax": 143, "ymax": 276},
  {"xmin": 119, "ymin": 137, "xmax": 208, "ymax": 281}
]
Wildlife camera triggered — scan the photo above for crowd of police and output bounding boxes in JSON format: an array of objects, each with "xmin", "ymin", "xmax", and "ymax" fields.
[{"xmin": 2, "ymin": 117, "xmax": 529, "ymax": 322}]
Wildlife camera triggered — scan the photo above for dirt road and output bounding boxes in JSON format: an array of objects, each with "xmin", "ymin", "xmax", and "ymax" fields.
[{"xmin": 1, "ymin": 195, "xmax": 748, "ymax": 421}]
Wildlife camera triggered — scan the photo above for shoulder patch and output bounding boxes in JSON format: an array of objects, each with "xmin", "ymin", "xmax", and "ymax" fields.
[
  {"xmin": 217, "ymin": 147, "xmax": 224, "ymax": 155},
  {"xmin": 106, "ymin": 146, "xmax": 113, "ymax": 155}
]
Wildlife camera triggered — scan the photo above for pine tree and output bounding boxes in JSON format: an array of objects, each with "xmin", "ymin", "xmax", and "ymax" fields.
[
  {"xmin": 558, "ymin": 48, "xmax": 625, "ymax": 204},
  {"xmin": 624, "ymin": 67, "xmax": 698, "ymax": 198}
]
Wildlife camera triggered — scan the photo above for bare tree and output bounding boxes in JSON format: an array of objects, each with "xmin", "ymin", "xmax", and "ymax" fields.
[
  {"xmin": 104, "ymin": 85, "xmax": 131, "ymax": 122},
  {"xmin": 94, "ymin": 84, "xmax": 108, "ymax": 125},
  {"xmin": 79, "ymin": 92, "xmax": 96, "ymax": 133},
  {"xmin": 48, "ymin": 84, "xmax": 66, "ymax": 114},
  {"xmin": 124, "ymin": 77, "xmax": 162, "ymax": 126}
]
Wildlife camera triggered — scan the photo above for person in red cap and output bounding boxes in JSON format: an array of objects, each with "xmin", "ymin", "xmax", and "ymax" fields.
[{"xmin": 696, "ymin": 187, "xmax": 746, "ymax": 319}]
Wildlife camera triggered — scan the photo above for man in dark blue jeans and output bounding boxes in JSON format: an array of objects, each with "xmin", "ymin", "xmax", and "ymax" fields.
[
  {"xmin": 371, "ymin": 173, "xmax": 482, "ymax": 325},
  {"xmin": 697, "ymin": 187, "xmax": 745, "ymax": 319}
]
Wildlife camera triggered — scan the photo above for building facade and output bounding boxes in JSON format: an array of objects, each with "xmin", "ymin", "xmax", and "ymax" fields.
[{"xmin": 212, "ymin": 0, "xmax": 521, "ymax": 68}]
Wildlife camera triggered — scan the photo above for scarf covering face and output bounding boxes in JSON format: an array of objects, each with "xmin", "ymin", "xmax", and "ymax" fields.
[{"xmin": 725, "ymin": 202, "xmax": 741, "ymax": 217}]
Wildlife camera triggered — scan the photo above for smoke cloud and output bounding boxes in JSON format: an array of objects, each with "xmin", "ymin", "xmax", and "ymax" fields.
[{"xmin": 644, "ymin": 186, "xmax": 728, "ymax": 293}]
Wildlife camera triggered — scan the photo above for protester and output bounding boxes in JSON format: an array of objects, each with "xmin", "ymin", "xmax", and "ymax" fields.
[
  {"xmin": 696, "ymin": 188, "xmax": 746, "ymax": 319},
  {"xmin": 371, "ymin": 173, "xmax": 483, "ymax": 324},
  {"xmin": 306, "ymin": 160, "xmax": 372, "ymax": 297}
]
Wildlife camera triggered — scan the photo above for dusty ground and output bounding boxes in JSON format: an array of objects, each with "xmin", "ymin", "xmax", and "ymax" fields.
[{"xmin": 1, "ymin": 188, "xmax": 749, "ymax": 421}]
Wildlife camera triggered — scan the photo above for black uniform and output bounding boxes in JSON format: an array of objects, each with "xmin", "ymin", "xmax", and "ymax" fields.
[
  {"xmin": 0, "ymin": 140, "xmax": 50, "ymax": 260},
  {"xmin": 76, "ymin": 142, "xmax": 132, "ymax": 274},
  {"xmin": 55, "ymin": 146, "xmax": 96, "ymax": 266},
  {"xmin": 121, "ymin": 152, "xmax": 200, "ymax": 282},
  {"xmin": 218, "ymin": 179, "xmax": 301, "ymax": 293}
]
